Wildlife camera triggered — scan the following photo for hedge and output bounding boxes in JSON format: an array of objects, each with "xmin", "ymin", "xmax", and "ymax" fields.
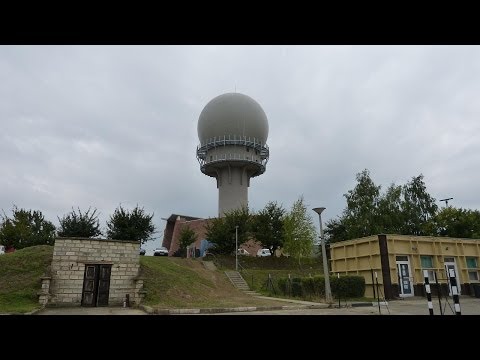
[
  {"xmin": 330, "ymin": 275, "xmax": 365, "ymax": 298},
  {"xmin": 276, "ymin": 275, "xmax": 365, "ymax": 299}
]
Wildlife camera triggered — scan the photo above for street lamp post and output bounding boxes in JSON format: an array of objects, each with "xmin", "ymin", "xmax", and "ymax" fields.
[
  {"xmin": 313, "ymin": 207, "xmax": 333, "ymax": 304},
  {"xmin": 235, "ymin": 225, "xmax": 239, "ymax": 271}
]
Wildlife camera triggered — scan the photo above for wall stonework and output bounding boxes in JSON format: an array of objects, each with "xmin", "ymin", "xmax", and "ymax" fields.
[{"xmin": 47, "ymin": 238, "xmax": 141, "ymax": 307}]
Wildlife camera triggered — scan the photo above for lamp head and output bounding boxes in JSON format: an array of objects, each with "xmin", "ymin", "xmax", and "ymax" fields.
[{"xmin": 313, "ymin": 207, "xmax": 326, "ymax": 215}]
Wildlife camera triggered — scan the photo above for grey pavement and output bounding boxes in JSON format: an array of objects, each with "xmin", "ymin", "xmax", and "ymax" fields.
[
  {"xmin": 215, "ymin": 296, "xmax": 480, "ymax": 315},
  {"xmin": 36, "ymin": 306, "xmax": 147, "ymax": 315},
  {"xmin": 32, "ymin": 296, "xmax": 480, "ymax": 315}
]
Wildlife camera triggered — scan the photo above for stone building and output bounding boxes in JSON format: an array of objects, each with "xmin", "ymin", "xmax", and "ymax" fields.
[{"xmin": 39, "ymin": 238, "xmax": 145, "ymax": 307}]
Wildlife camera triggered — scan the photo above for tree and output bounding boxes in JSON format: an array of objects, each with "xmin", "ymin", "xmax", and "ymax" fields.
[
  {"xmin": 251, "ymin": 201, "xmax": 285, "ymax": 255},
  {"xmin": 0, "ymin": 206, "xmax": 56, "ymax": 250},
  {"xmin": 325, "ymin": 169, "xmax": 381, "ymax": 243},
  {"xmin": 325, "ymin": 170, "xmax": 439, "ymax": 243},
  {"xmin": 401, "ymin": 174, "xmax": 437, "ymax": 235},
  {"xmin": 204, "ymin": 206, "xmax": 251, "ymax": 255},
  {"xmin": 343, "ymin": 169, "xmax": 382, "ymax": 239},
  {"xmin": 282, "ymin": 196, "xmax": 317, "ymax": 265},
  {"xmin": 178, "ymin": 225, "xmax": 197, "ymax": 257},
  {"xmin": 428, "ymin": 207, "xmax": 480, "ymax": 238},
  {"xmin": 57, "ymin": 207, "xmax": 102, "ymax": 238},
  {"xmin": 377, "ymin": 183, "xmax": 403, "ymax": 234},
  {"xmin": 106, "ymin": 205, "xmax": 156, "ymax": 244}
]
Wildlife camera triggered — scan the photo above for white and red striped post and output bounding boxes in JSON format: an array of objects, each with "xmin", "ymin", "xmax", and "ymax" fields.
[
  {"xmin": 423, "ymin": 270, "xmax": 434, "ymax": 315},
  {"xmin": 448, "ymin": 268, "xmax": 461, "ymax": 315}
]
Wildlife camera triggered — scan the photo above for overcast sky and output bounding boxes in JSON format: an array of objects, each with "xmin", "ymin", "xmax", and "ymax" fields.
[{"xmin": 1, "ymin": 45, "xmax": 479, "ymax": 252}]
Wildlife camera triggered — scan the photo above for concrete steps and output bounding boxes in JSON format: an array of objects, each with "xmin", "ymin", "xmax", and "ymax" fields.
[{"xmin": 225, "ymin": 271, "xmax": 250, "ymax": 291}]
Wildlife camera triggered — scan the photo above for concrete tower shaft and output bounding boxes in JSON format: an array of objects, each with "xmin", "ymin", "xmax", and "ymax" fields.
[{"xmin": 196, "ymin": 93, "xmax": 269, "ymax": 216}]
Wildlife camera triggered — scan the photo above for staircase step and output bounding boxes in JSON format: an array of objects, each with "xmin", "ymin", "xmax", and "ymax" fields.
[{"xmin": 224, "ymin": 271, "xmax": 250, "ymax": 291}]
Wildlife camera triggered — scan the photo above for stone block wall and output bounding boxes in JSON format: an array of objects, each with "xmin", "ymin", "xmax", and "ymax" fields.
[{"xmin": 48, "ymin": 238, "xmax": 141, "ymax": 306}]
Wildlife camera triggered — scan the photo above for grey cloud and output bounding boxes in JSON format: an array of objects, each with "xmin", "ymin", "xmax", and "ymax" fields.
[{"xmin": 1, "ymin": 45, "xmax": 479, "ymax": 252}]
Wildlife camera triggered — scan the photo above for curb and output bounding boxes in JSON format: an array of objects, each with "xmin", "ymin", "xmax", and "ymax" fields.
[
  {"xmin": 140, "ymin": 303, "xmax": 330, "ymax": 315},
  {"xmin": 25, "ymin": 306, "xmax": 47, "ymax": 315},
  {"xmin": 350, "ymin": 301, "xmax": 388, "ymax": 307}
]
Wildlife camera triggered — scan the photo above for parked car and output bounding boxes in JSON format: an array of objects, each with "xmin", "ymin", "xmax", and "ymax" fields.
[
  {"xmin": 139, "ymin": 248, "xmax": 146, "ymax": 256},
  {"xmin": 257, "ymin": 248, "xmax": 272, "ymax": 257},
  {"xmin": 154, "ymin": 247, "xmax": 169, "ymax": 256}
]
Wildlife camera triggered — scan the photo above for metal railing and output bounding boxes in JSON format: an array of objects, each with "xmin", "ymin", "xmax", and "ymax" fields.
[{"xmin": 196, "ymin": 135, "xmax": 269, "ymax": 160}]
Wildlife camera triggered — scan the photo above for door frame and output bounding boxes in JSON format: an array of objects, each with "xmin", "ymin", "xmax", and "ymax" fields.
[
  {"xmin": 396, "ymin": 256, "xmax": 414, "ymax": 297},
  {"xmin": 444, "ymin": 257, "xmax": 461, "ymax": 296},
  {"xmin": 81, "ymin": 264, "xmax": 112, "ymax": 307}
]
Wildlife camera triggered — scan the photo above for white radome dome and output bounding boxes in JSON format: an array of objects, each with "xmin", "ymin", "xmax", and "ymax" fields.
[{"xmin": 197, "ymin": 93, "xmax": 269, "ymax": 144}]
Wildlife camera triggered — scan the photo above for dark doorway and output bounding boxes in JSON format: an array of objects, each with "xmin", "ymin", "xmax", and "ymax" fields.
[{"xmin": 81, "ymin": 264, "xmax": 112, "ymax": 307}]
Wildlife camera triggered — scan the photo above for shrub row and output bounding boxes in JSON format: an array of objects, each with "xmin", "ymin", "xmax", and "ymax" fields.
[{"xmin": 277, "ymin": 275, "xmax": 365, "ymax": 299}]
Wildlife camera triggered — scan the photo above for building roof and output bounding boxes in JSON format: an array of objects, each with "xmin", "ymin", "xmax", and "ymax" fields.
[{"xmin": 163, "ymin": 214, "xmax": 204, "ymax": 223}]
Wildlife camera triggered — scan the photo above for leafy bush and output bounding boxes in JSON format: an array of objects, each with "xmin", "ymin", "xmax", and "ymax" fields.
[
  {"xmin": 277, "ymin": 278, "xmax": 288, "ymax": 295},
  {"xmin": 275, "ymin": 274, "xmax": 364, "ymax": 299},
  {"xmin": 291, "ymin": 277, "xmax": 303, "ymax": 297},
  {"xmin": 312, "ymin": 275, "xmax": 325, "ymax": 296},
  {"xmin": 301, "ymin": 277, "xmax": 315, "ymax": 295},
  {"xmin": 330, "ymin": 276, "xmax": 365, "ymax": 298}
]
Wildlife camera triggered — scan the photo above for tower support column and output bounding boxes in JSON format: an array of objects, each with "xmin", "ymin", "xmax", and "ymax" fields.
[{"xmin": 217, "ymin": 166, "xmax": 248, "ymax": 216}]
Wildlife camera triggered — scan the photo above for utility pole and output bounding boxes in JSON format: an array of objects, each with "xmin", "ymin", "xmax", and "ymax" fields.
[{"xmin": 235, "ymin": 225, "xmax": 239, "ymax": 272}]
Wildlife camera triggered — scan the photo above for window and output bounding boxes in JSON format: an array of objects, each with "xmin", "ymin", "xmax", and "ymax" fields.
[
  {"xmin": 466, "ymin": 257, "xmax": 478, "ymax": 269},
  {"xmin": 420, "ymin": 256, "xmax": 435, "ymax": 282},
  {"xmin": 421, "ymin": 256, "xmax": 433, "ymax": 268},
  {"xmin": 396, "ymin": 256, "xmax": 408, "ymax": 261},
  {"xmin": 467, "ymin": 257, "xmax": 479, "ymax": 282}
]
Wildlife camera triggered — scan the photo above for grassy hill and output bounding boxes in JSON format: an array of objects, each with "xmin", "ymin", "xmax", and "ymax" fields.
[
  {"xmin": 0, "ymin": 246, "xmax": 293, "ymax": 313},
  {"xmin": 139, "ymin": 256, "xmax": 287, "ymax": 309},
  {"xmin": 0, "ymin": 245, "xmax": 53, "ymax": 313}
]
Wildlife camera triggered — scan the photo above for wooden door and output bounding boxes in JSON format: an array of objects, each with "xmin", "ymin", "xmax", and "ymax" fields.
[
  {"xmin": 97, "ymin": 265, "xmax": 112, "ymax": 306},
  {"xmin": 81, "ymin": 265, "xmax": 98, "ymax": 307},
  {"xmin": 81, "ymin": 264, "xmax": 112, "ymax": 307}
]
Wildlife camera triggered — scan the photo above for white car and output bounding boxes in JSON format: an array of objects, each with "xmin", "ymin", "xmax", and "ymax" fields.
[
  {"xmin": 257, "ymin": 248, "xmax": 272, "ymax": 257},
  {"xmin": 153, "ymin": 247, "xmax": 169, "ymax": 256}
]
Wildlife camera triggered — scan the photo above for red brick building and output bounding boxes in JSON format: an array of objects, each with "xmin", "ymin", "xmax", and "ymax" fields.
[{"xmin": 162, "ymin": 214, "xmax": 263, "ymax": 257}]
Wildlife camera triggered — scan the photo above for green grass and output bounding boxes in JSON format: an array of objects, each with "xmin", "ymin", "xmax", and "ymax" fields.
[
  {"xmin": 140, "ymin": 256, "xmax": 214, "ymax": 308},
  {"xmin": 0, "ymin": 246, "xmax": 329, "ymax": 312},
  {"xmin": 139, "ymin": 256, "xmax": 291, "ymax": 309},
  {"xmin": 0, "ymin": 245, "xmax": 53, "ymax": 313}
]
